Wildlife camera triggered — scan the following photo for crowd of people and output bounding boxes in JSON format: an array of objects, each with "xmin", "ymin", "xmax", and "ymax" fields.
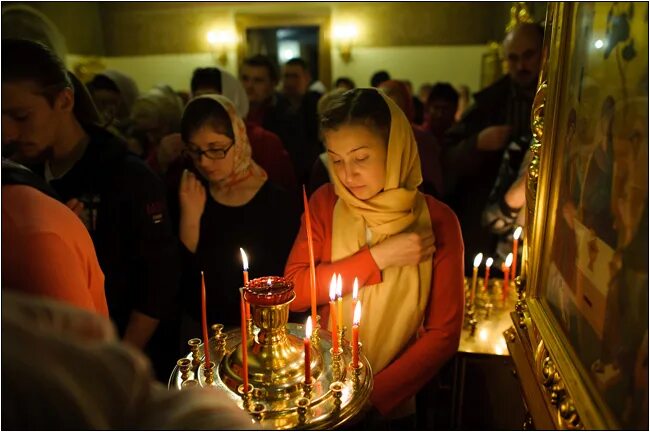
[{"xmin": 1, "ymin": 20, "xmax": 543, "ymax": 429}]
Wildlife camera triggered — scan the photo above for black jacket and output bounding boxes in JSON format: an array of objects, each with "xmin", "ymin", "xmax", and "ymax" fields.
[{"xmin": 29, "ymin": 125, "xmax": 180, "ymax": 335}]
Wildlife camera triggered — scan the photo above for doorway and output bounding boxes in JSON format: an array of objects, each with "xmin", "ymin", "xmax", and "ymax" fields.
[
  {"xmin": 246, "ymin": 26, "xmax": 320, "ymax": 81},
  {"xmin": 236, "ymin": 13, "xmax": 331, "ymax": 87}
]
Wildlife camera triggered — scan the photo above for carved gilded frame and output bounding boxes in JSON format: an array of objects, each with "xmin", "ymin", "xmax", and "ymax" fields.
[{"xmin": 510, "ymin": 2, "xmax": 647, "ymax": 429}]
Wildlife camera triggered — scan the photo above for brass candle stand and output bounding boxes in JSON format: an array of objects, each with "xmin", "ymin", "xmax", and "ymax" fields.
[
  {"xmin": 169, "ymin": 276, "xmax": 373, "ymax": 429},
  {"xmin": 464, "ymin": 277, "xmax": 516, "ymax": 334}
]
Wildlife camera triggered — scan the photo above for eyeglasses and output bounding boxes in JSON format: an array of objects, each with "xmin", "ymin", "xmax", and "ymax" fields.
[{"xmin": 184, "ymin": 141, "xmax": 235, "ymax": 160}]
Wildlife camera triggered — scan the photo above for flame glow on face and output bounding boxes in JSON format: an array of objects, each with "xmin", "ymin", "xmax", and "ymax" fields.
[
  {"xmin": 329, "ymin": 274, "xmax": 337, "ymax": 302},
  {"xmin": 473, "ymin": 253, "xmax": 484, "ymax": 268},
  {"xmin": 353, "ymin": 301, "xmax": 362, "ymax": 325},
  {"xmin": 240, "ymin": 248, "xmax": 249, "ymax": 270},
  {"xmin": 505, "ymin": 253, "xmax": 514, "ymax": 267}
]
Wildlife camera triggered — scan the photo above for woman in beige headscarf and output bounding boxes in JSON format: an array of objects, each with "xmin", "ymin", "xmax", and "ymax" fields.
[{"xmin": 285, "ymin": 88, "xmax": 464, "ymax": 422}]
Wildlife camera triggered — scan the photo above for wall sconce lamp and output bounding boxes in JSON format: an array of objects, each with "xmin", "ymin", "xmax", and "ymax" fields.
[
  {"xmin": 332, "ymin": 24, "xmax": 358, "ymax": 63},
  {"xmin": 207, "ymin": 30, "xmax": 237, "ymax": 66}
]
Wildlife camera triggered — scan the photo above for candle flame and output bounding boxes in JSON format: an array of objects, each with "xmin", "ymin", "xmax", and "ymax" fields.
[
  {"xmin": 513, "ymin": 226, "xmax": 523, "ymax": 240},
  {"xmin": 505, "ymin": 253, "xmax": 513, "ymax": 267},
  {"xmin": 267, "ymin": 277, "xmax": 272, "ymax": 286},
  {"xmin": 485, "ymin": 257, "xmax": 493, "ymax": 268},
  {"xmin": 305, "ymin": 316, "xmax": 312, "ymax": 338},
  {"xmin": 473, "ymin": 253, "xmax": 483, "ymax": 268},
  {"xmin": 329, "ymin": 274, "xmax": 337, "ymax": 301},
  {"xmin": 352, "ymin": 277, "xmax": 359, "ymax": 300},
  {"xmin": 336, "ymin": 273, "xmax": 342, "ymax": 298},
  {"xmin": 239, "ymin": 248, "xmax": 248, "ymax": 270},
  {"xmin": 353, "ymin": 300, "xmax": 362, "ymax": 325}
]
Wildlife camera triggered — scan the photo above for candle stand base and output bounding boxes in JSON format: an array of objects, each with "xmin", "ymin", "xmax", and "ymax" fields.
[{"xmin": 169, "ymin": 277, "xmax": 373, "ymax": 430}]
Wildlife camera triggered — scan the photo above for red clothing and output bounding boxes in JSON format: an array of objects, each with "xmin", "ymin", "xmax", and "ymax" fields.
[
  {"xmin": 2, "ymin": 185, "xmax": 108, "ymax": 316},
  {"xmin": 285, "ymin": 184, "xmax": 464, "ymax": 415},
  {"xmin": 246, "ymin": 123, "xmax": 297, "ymax": 193}
]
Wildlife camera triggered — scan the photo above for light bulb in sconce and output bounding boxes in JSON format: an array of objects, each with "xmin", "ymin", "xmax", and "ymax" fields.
[
  {"xmin": 206, "ymin": 29, "xmax": 237, "ymax": 66},
  {"xmin": 332, "ymin": 23, "xmax": 359, "ymax": 63}
]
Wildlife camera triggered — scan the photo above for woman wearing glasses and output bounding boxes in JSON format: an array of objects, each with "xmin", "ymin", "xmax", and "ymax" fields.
[{"xmin": 177, "ymin": 94, "xmax": 299, "ymax": 334}]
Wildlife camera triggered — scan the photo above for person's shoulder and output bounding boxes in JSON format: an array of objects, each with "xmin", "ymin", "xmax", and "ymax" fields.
[
  {"xmin": 2, "ymin": 185, "xmax": 92, "ymax": 242},
  {"xmin": 423, "ymin": 194, "xmax": 460, "ymax": 228},
  {"xmin": 247, "ymin": 124, "xmax": 283, "ymax": 146},
  {"xmin": 473, "ymin": 75, "xmax": 511, "ymax": 105},
  {"xmin": 87, "ymin": 127, "xmax": 163, "ymax": 190}
]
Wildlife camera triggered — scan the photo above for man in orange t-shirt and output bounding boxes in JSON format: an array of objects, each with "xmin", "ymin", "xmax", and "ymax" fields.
[{"xmin": 1, "ymin": 159, "xmax": 108, "ymax": 316}]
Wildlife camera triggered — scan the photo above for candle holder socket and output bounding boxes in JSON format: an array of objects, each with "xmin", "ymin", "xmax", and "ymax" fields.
[
  {"xmin": 349, "ymin": 360, "xmax": 364, "ymax": 391},
  {"xmin": 203, "ymin": 360, "xmax": 216, "ymax": 385},
  {"xmin": 181, "ymin": 379, "xmax": 199, "ymax": 389},
  {"xmin": 177, "ymin": 358, "xmax": 192, "ymax": 382},
  {"xmin": 338, "ymin": 327, "xmax": 346, "ymax": 349},
  {"xmin": 188, "ymin": 338, "xmax": 202, "ymax": 368},
  {"xmin": 329, "ymin": 381, "xmax": 344, "ymax": 412},
  {"xmin": 237, "ymin": 383, "xmax": 254, "ymax": 410},
  {"xmin": 211, "ymin": 323, "xmax": 228, "ymax": 355},
  {"xmin": 330, "ymin": 346, "xmax": 344, "ymax": 380},
  {"xmin": 302, "ymin": 380, "xmax": 314, "ymax": 399},
  {"xmin": 484, "ymin": 301, "xmax": 494, "ymax": 319},
  {"xmin": 250, "ymin": 402, "xmax": 267, "ymax": 422},
  {"xmin": 296, "ymin": 396, "xmax": 311, "ymax": 424}
]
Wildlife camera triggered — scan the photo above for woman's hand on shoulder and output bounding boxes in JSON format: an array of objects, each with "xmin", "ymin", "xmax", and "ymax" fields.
[
  {"xmin": 370, "ymin": 232, "xmax": 436, "ymax": 270},
  {"xmin": 179, "ymin": 169, "xmax": 206, "ymax": 221}
]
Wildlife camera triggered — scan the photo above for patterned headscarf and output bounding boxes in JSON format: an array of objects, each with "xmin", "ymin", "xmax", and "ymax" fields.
[{"xmin": 188, "ymin": 94, "xmax": 267, "ymax": 188}]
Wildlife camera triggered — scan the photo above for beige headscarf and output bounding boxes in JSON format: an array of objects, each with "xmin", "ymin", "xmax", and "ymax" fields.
[
  {"xmin": 189, "ymin": 94, "xmax": 267, "ymax": 188},
  {"xmin": 327, "ymin": 89, "xmax": 433, "ymax": 373}
]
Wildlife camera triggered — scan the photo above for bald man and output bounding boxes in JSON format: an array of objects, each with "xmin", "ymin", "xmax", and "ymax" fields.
[{"xmin": 440, "ymin": 22, "xmax": 544, "ymax": 273}]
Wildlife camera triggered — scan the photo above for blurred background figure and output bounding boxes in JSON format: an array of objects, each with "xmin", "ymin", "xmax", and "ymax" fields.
[
  {"xmin": 424, "ymin": 82, "xmax": 459, "ymax": 143},
  {"xmin": 87, "ymin": 69, "xmax": 139, "ymax": 137},
  {"xmin": 455, "ymin": 84, "xmax": 471, "ymax": 121},
  {"xmin": 370, "ymin": 70, "xmax": 390, "ymax": 88},
  {"xmin": 1, "ymin": 4, "xmax": 67, "ymax": 58},
  {"xmin": 334, "ymin": 76, "xmax": 356, "ymax": 91},
  {"xmin": 129, "ymin": 84, "xmax": 183, "ymax": 159}
]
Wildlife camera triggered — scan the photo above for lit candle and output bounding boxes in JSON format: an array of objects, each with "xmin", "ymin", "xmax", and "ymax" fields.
[
  {"xmin": 201, "ymin": 271, "xmax": 211, "ymax": 365},
  {"xmin": 336, "ymin": 273, "xmax": 343, "ymax": 330},
  {"xmin": 302, "ymin": 186, "xmax": 318, "ymax": 326},
  {"xmin": 483, "ymin": 257, "xmax": 493, "ymax": 292},
  {"xmin": 352, "ymin": 277, "xmax": 359, "ymax": 315},
  {"xmin": 352, "ymin": 301, "xmax": 361, "ymax": 368},
  {"xmin": 239, "ymin": 248, "xmax": 251, "ymax": 320},
  {"xmin": 511, "ymin": 226, "xmax": 523, "ymax": 280},
  {"xmin": 304, "ymin": 316, "xmax": 312, "ymax": 384},
  {"xmin": 503, "ymin": 253, "xmax": 513, "ymax": 303},
  {"xmin": 239, "ymin": 288, "xmax": 249, "ymax": 391},
  {"xmin": 471, "ymin": 253, "xmax": 483, "ymax": 303},
  {"xmin": 329, "ymin": 275, "xmax": 339, "ymax": 353}
]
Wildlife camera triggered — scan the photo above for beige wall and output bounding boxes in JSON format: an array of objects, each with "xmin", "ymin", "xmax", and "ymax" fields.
[
  {"xmin": 98, "ymin": 2, "xmax": 516, "ymax": 55},
  {"xmin": 332, "ymin": 45, "xmax": 487, "ymax": 94},
  {"xmin": 19, "ymin": 1, "xmax": 105, "ymax": 55}
]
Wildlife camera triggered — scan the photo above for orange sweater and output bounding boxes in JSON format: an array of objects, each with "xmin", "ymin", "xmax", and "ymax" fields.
[
  {"xmin": 2, "ymin": 185, "xmax": 108, "ymax": 317},
  {"xmin": 285, "ymin": 184, "xmax": 464, "ymax": 415}
]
